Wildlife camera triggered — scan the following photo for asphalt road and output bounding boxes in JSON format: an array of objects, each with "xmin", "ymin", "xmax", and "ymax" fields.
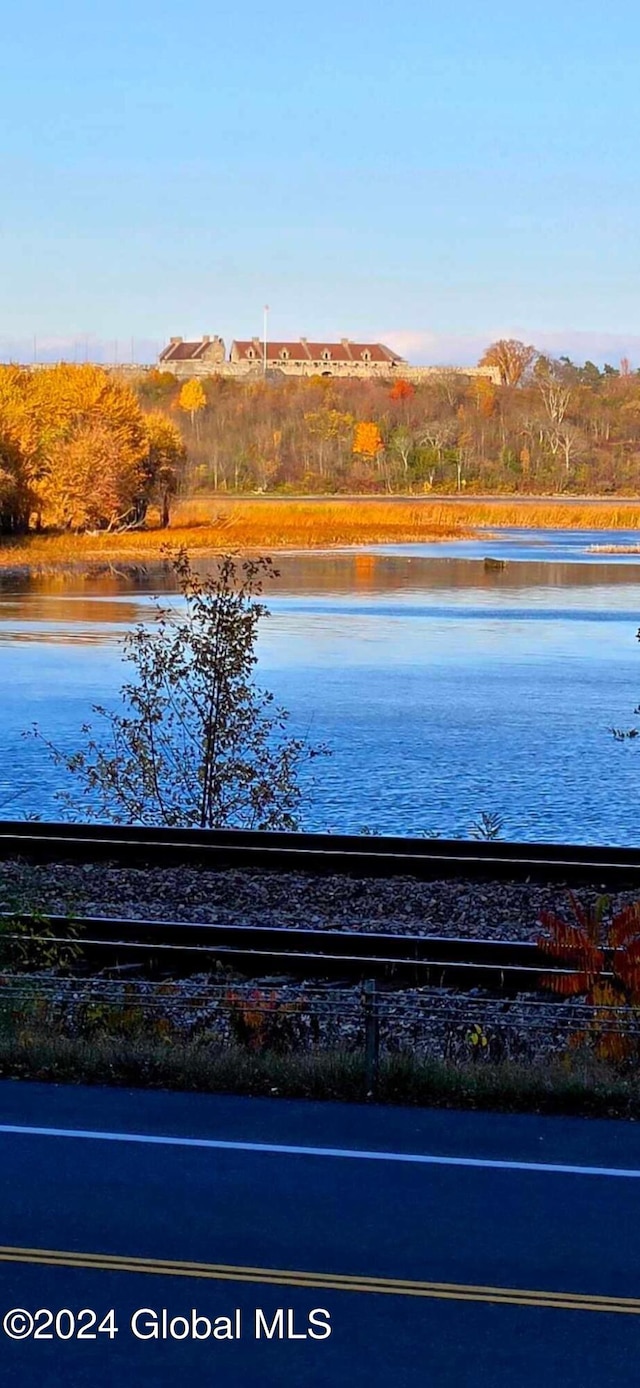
[{"xmin": 0, "ymin": 1083, "xmax": 639, "ymax": 1386}]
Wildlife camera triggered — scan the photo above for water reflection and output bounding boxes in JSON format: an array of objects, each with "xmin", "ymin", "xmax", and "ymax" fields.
[
  {"xmin": 2, "ymin": 543, "xmax": 640, "ymax": 645},
  {"xmin": 1, "ymin": 533, "xmax": 640, "ymax": 843}
]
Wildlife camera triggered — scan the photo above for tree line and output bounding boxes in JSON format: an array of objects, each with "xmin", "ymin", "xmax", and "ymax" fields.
[
  {"xmin": 139, "ymin": 339, "xmax": 640, "ymax": 498},
  {"xmin": 2, "ymin": 344, "xmax": 640, "ymax": 535}
]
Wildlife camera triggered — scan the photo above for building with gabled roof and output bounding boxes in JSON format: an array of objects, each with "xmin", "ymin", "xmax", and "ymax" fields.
[
  {"xmin": 156, "ymin": 334, "xmax": 501, "ymax": 384},
  {"xmin": 157, "ymin": 334, "xmax": 406, "ymax": 379},
  {"xmin": 159, "ymin": 335, "xmax": 226, "ymax": 367},
  {"xmin": 229, "ymin": 337, "xmax": 404, "ymax": 373}
]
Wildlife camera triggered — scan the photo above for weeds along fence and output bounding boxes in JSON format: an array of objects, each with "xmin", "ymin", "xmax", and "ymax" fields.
[{"xmin": 4, "ymin": 975, "xmax": 640, "ymax": 1094}]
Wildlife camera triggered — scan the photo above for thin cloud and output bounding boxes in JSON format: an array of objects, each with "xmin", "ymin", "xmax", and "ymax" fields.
[
  {"xmin": 0, "ymin": 336, "xmax": 161, "ymax": 365},
  {"xmin": 382, "ymin": 329, "xmax": 639, "ymax": 370}
]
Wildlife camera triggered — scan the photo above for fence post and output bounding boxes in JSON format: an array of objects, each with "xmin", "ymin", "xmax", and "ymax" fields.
[{"xmin": 363, "ymin": 978, "xmax": 379, "ymax": 1099}]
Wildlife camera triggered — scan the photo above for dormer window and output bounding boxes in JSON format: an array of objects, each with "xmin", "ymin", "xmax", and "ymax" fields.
[
  {"xmin": 322, "ymin": 349, "xmax": 331, "ymax": 361},
  {"xmin": 280, "ymin": 349, "xmax": 289, "ymax": 360},
  {"xmin": 362, "ymin": 350, "xmax": 371, "ymax": 362},
  {"xmin": 247, "ymin": 347, "xmax": 255, "ymax": 359}
]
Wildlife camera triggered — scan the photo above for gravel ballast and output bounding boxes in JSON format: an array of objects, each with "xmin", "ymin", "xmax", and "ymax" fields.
[{"xmin": 0, "ymin": 858, "xmax": 636, "ymax": 941}]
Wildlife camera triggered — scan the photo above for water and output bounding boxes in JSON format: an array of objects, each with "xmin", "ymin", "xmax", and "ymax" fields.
[{"xmin": 2, "ymin": 528, "xmax": 640, "ymax": 843}]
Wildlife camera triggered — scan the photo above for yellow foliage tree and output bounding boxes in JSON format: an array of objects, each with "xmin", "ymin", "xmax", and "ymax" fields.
[
  {"xmin": 304, "ymin": 410, "xmax": 354, "ymax": 441},
  {"xmin": 470, "ymin": 377, "xmax": 497, "ymax": 417},
  {"xmin": 353, "ymin": 421, "xmax": 383, "ymax": 458},
  {"xmin": 178, "ymin": 379, "xmax": 207, "ymax": 434},
  {"xmin": 0, "ymin": 364, "xmax": 158, "ymax": 531},
  {"xmin": 32, "ymin": 367, "xmax": 147, "ymax": 528},
  {"xmin": 44, "ymin": 422, "xmax": 142, "ymax": 531}
]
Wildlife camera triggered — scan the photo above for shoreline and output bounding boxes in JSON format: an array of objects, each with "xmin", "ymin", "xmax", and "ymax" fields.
[{"xmin": 0, "ymin": 496, "xmax": 639, "ymax": 574}]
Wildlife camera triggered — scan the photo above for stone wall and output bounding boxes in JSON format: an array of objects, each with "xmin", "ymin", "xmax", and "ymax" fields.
[
  {"xmin": 16, "ymin": 360, "xmax": 502, "ymax": 387},
  {"xmin": 155, "ymin": 359, "xmax": 501, "ymax": 385}
]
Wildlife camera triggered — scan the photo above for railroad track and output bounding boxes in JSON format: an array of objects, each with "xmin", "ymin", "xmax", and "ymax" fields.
[
  {"xmin": 0, "ymin": 821, "xmax": 634, "ymax": 991},
  {"xmin": 0, "ymin": 914, "xmax": 585, "ymax": 992},
  {"xmin": 0, "ymin": 819, "xmax": 640, "ymax": 885}
]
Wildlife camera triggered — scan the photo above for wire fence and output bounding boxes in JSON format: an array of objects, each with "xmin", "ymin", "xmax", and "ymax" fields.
[{"xmin": 4, "ymin": 973, "xmax": 640, "ymax": 1086}]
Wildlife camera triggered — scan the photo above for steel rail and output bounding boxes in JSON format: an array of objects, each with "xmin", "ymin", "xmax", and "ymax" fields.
[
  {"xmin": 0, "ymin": 914, "xmax": 588, "ymax": 991},
  {"xmin": 0, "ymin": 820, "xmax": 639, "ymax": 883}
]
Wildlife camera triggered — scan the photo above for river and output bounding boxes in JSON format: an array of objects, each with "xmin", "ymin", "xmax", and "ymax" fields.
[{"xmin": 2, "ymin": 527, "xmax": 640, "ymax": 844}]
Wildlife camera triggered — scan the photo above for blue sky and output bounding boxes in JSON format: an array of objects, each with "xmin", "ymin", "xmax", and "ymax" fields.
[{"xmin": 1, "ymin": 0, "xmax": 639, "ymax": 365}]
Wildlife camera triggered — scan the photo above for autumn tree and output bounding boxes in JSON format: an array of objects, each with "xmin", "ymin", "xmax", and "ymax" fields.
[
  {"xmin": 137, "ymin": 370, "xmax": 180, "ymax": 407},
  {"xmin": 0, "ymin": 409, "xmax": 30, "ymax": 533},
  {"xmin": 303, "ymin": 409, "xmax": 354, "ymax": 480},
  {"xmin": 44, "ymin": 422, "xmax": 144, "ymax": 531},
  {"xmin": 353, "ymin": 421, "xmax": 384, "ymax": 458},
  {"xmin": 34, "ymin": 368, "xmax": 147, "ymax": 529},
  {"xmin": 0, "ymin": 366, "xmax": 44, "ymax": 527},
  {"xmin": 534, "ymin": 357, "xmax": 573, "ymax": 424},
  {"xmin": 389, "ymin": 379, "xmax": 415, "ymax": 402},
  {"xmin": 0, "ymin": 364, "xmax": 150, "ymax": 531},
  {"xmin": 387, "ymin": 425, "xmax": 415, "ymax": 479},
  {"xmin": 141, "ymin": 413, "xmax": 186, "ymax": 526},
  {"xmin": 479, "ymin": 339, "xmax": 537, "ymax": 387},
  {"xmin": 178, "ymin": 378, "xmax": 207, "ymax": 437},
  {"xmin": 470, "ymin": 376, "xmax": 497, "ymax": 417}
]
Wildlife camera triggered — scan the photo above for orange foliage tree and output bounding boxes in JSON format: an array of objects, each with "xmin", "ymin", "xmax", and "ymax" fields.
[
  {"xmin": 353, "ymin": 421, "xmax": 384, "ymax": 458},
  {"xmin": 390, "ymin": 379, "xmax": 415, "ymax": 402}
]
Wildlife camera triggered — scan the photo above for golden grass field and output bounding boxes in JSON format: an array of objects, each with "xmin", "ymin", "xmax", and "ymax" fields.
[{"xmin": 1, "ymin": 496, "xmax": 640, "ymax": 571}]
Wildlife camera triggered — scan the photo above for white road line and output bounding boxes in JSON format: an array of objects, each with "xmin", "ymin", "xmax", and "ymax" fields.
[{"xmin": 0, "ymin": 1123, "xmax": 637, "ymax": 1179}]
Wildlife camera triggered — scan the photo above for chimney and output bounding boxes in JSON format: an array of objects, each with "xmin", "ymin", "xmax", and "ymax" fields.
[
  {"xmin": 202, "ymin": 335, "xmax": 211, "ymax": 344},
  {"xmin": 170, "ymin": 336, "xmax": 183, "ymax": 345}
]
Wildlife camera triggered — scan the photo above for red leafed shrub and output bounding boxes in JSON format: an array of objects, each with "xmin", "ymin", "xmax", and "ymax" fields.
[
  {"xmin": 537, "ymin": 894, "xmax": 640, "ymax": 1061},
  {"xmin": 538, "ymin": 894, "xmax": 640, "ymax": 1002},
  {"xmin": 389, "ymin": 380, "xmax": 415, "ymax": 402},
  {"xmin": 224, "ymin": 988, "xmax": 305, "ymax": 1054}
]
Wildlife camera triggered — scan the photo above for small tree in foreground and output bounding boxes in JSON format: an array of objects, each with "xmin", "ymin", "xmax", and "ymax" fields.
[{"xmin": 35, "ymin": 549, "xmax": 326, "ymax": 829}]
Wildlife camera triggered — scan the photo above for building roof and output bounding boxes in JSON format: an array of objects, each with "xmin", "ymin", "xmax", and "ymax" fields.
[
  {"xmin": 231, "ymin": 339, "xmax": 405, "ymax": 364},
  {"xmin": 159, "ymin": 336, "xmax": 406, "ymax": 367},
  {"xmin": 159, "ymin": 338, "xmax": 216, "ymax": 362},
  {"xmin": 303, "ymin": 342, "xmax": 402, "ymax": 364}
]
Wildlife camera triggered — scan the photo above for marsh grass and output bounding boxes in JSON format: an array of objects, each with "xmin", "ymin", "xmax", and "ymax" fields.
[
  {"xmin": 172, "ymin": 496, "xmax": 640, "ymax": 537},
  {"xmin": 0, "ymin": 501, "xmax": 459, "ymax": 569},
  {"xmin": 0, "ymin": 496, "xmax": 638, "ymax": 572}
]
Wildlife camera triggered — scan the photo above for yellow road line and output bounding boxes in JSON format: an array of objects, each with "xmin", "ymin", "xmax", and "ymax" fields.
[{"xmin": 0, "ymin": 1246, "xmax": 636, "ymax": 1313}]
